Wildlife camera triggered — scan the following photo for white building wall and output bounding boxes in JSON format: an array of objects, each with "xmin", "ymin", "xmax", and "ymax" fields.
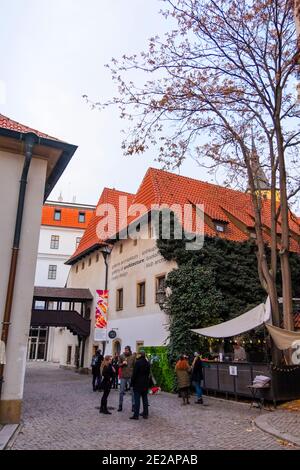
[
  {"xmin": 34, "ymin": 225, "xmax": 87, "ymax": 363},
  {"xmin": 35, "ymin": 226, "xmax": 85, "ymax": 287},
  {"xmin": 0, "ymin": 149, "xmax": 47, "ymax": 421},
  {"xmin": 65, "ymin": 223, "xmax": 177, "ymax": 368},
  {"xmin": 106, "ymin": 226, "xmax": 177, "ymax": 355}
]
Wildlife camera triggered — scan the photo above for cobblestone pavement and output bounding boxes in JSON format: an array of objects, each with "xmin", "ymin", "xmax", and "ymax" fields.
[
  {"xmin": 255, "ymin": 410, "xmax": 300, "ymax": 446},
  {"xmin": 11, "ymin": 363, "xmax": 294, "ymax": 450},
  {"xmin": 264, "ymin": 412, "xmax": 300, "ymax": 438}
]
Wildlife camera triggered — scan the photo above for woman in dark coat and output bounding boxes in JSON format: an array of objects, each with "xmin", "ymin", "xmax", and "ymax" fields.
[
  {"xmin": 191, "ymin": 354, "xmax": 204, "ymax": 404},
  {"xmin": 100, "ymin": 355, "xmax": 114, "ymax": 414},
  {"xmin": 130, "ymin": 351, "xmax": 150, "ymax": 420}
]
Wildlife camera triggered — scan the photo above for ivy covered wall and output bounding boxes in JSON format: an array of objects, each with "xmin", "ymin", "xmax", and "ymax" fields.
[{"xmin": 157, "ymin": 234, "xmax": 300, "ymax": 363}]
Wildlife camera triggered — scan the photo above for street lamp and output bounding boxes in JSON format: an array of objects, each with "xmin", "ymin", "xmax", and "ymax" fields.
[{"xmin": 100, "ymin": 245, "xmax": 111, "ymax": 354}]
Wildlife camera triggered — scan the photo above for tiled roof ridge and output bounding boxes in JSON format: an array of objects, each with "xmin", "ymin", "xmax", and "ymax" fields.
[
  {"xmin": 0, "ymin": 113, "xmax": 61, "ymax": 141},
  {"xmin": 147, "ymin": 167, "xmax": 248, "ymax": 198}
]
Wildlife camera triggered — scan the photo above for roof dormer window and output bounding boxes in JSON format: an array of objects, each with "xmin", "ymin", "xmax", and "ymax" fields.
[{"xmin": 215, "ymin": 223, "xmax": 225, "ymax": 233}]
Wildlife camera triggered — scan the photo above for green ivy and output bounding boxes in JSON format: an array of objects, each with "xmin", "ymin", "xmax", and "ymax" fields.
[
  {"xmin": 143, "ymin": 346, "xmax": 175, "ymax": 392},
  {"xmin": 157, "ymin": 230, "xmax": 300, "ymax": 363}
]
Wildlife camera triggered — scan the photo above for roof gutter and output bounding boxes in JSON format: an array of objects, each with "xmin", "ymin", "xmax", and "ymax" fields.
[
  {"xmin": 0, "ymin": 127, "xmax": 77, "ymax": 201},
  {"xmin": 0, "ymin": 133, "xmax": 36, "ymax": 398}
]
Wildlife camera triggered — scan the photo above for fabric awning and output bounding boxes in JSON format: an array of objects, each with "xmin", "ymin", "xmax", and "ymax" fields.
[
  {"xmin": 266, "ymin": 324, "xmax": 300, "ymax": 351},
  {"xmin": 191, "ymin": 297, "xmax": 271, "ymax": 338}
]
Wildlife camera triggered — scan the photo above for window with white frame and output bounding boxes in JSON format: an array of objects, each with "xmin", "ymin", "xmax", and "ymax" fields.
[
  {"xmin": 48, "ymin": 265, "xmax": 57, "ymax": 280},
  {"xmin": 50, "ymin": 235, "xmax": 59, "ymax": 249}
]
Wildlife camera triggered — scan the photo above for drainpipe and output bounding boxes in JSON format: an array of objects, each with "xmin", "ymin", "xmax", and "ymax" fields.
[{"xmin": 0, "ymin": 133, "xmax": 36, "ymax": 398}]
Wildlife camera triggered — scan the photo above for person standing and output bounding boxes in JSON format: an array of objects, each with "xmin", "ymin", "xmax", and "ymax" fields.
[
  {"xmin": 118, "ymin": 346, "xmax": 136, "ymax": 412},
  {"xmin": 191, "ymin": 353, "xmax": 204, "ymax": 404},
  {"xmin": 91, "ymin": 349, "xmax": 103, "ymax": 391},
  {"xmin": 112, "ymin": 353, "xmax": 119, "ymax": 389},
  {"xmin": 175, "ymin": 355, "xmax": 191, "ymax": 405},
  {"xmin": 233, "ymin": 341, "xmax": 246, "ymax": 362},
  {"xmin": 130, "ymin": 351, "xmax": 150, "ymax": 420},
  {"xmin": 99, "ymin": 355, "xmax": 114, "ymax": 414}
]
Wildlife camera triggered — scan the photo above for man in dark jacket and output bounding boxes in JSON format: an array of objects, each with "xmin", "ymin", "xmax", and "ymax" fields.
[
  {"xmin": 91, "ymin": 349, "xmax": 103, "ymax": 391},
  {"xmin": 130, "ymin": 351, "xmax": 150, "ymax": 420}
]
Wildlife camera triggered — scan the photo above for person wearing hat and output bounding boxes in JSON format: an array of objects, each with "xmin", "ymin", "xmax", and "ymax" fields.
[
  {"xmin": 118, "ymin": 345, "xmax": 136, "ymax": 412},
  {"xmin": 130, "ymin": 350, "xmax": 151, "ymax": 420}
]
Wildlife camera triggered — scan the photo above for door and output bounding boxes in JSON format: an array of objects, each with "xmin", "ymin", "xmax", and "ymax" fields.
[{"xmin": 27, "ymin": 327, "xmax": 48, "ymax": 361}]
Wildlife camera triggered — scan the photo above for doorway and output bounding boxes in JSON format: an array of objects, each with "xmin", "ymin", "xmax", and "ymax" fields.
[
  {"xmin": 112, "ymin": 339, "xmax": 121, "ymax": 355},
  {"xmin": 27, "ymin": 327, "xmax": 48, "ymax": 361}
]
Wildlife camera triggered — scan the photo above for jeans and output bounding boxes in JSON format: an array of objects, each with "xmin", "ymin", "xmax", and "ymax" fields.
[
  {"xmin": 192, "ymin": 380, "xmax": 203, "ymax": 399},
  {"xmin": 133, "ymin": 390, "xmax": 148, "ymax": 417},
  {"xmin": 119, "ymin": 377, "xmax": 134, "ymax": 407}
]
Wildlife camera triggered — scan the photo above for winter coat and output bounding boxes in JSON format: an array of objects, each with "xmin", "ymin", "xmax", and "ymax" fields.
[
  {"xmin": 131, "ymin": 357, "xmax": 151, "ymax": 393},
  {"xmin": 101, "ymin": 364, "xmax": 114, "ymax": 389},
  {"xmin": 191, "ymin": 358, "xmax": 203, "ymax": 383},
  {"xmin": 119, "ymin": 353, "xmax": 136, "ymax": 379},
  {"xmin": 176, "ymin": 366, "xmax": 191, "ymax": 389}
]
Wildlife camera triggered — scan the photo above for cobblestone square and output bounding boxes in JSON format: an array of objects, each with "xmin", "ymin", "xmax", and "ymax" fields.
[{"xmin": 9, "ymin": 363, "xmax": 292, "ymax": 450}]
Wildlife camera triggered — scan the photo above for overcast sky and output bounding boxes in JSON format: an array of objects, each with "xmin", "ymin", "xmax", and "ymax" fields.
[{"xmin": 1, "ymin": 0, "xmax": 214, "ymax": 205}]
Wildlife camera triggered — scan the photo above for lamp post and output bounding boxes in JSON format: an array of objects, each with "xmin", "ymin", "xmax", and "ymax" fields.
[{"xmin": 100, "ymin": 245, "xmax": 111, "ymax": 354}]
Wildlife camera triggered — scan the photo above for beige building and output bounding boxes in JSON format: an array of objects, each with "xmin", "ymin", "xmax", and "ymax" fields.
[
  {"xmin": 0, "ymin": 114, "xmax": 77, "ymax": 424},
  {"xmin": 62, "ymin": 168, "xmax": 300, "ymax": 373}
]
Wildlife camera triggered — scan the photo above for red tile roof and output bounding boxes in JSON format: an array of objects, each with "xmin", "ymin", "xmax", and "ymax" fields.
[
  {"xmin": 68, "ymin": 188, "xmax": 135, "ymax": 263},
  {"xmin": 0, "ymin": 113, "xmax": 61, "ymax": 141},
  {"xmin": 67, "ymin": 168, "xmax": 300, "ymax": 263},
  {"xmin": 42, "ymin": 205, "xmax": 94, "ymax": 229}
]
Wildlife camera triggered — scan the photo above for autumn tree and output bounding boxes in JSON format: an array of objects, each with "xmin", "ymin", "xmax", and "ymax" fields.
[{"xmin": 87, "ymin": 0, "xmax": 300, "ymax": 360}]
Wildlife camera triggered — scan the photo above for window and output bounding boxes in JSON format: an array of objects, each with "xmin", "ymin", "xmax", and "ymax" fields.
[
  {"xmin": 78, "ymin": 212, "xmax": 85, "ymax": 223},
  {"xmin": 54, "ymin": 209, "xmax": 61, "ymax": 221},
  {"xmin": 96, "ymin": 253, "xmax": 99, "ymax": 262},
  {"xmin": 215, "ymin": 223, "xmax": 225, "ymax": 233},
  {"xmin": 50, "ymin": 235, "xmax": 59, "ymax": 249},
  {"xmin": 48, "ymin": 265, "xmax": 57, "ymax": 280},
  {"xmin": 137, "ymin": 281, "xmax": 146, "ymax": 307},
  {"xmin": 155, "ymin": 275, "xmax": 166, "ymax": 303},
  {"xmin": 76, "ymin": 237, "xmax": 81, "ymax": 249},
  {"xmin": 88, "ymin": 257, "xmax": 92, "ymax": 266},
  {"xmin": 116, "ymin": 288, "xmax": 124, "ymax": 311},
  {"xmin": 119, "ymin": 243, "xmax": 123, "ymax": 254},
  {"xmin": 81, "ymin": 262, "xmax": 85, "ymax": 270},
  {"xmin": 76, "ymin": 265, "xmax": 78, "ymax": 274}
]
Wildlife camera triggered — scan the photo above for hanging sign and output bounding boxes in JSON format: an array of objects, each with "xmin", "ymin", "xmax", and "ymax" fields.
[
  {"xmin": 229, "ymin": 366, "xmax": 238, "ymax": 376},
  {"xmin": 94, "ymin": 289, "xmax": 108, "ymax": 341},
  {"xmin": 108, "ymin": 330, "xmax": 117, "ymax": 339}
]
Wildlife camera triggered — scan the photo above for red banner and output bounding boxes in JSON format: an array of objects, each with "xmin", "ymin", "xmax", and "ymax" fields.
[{"xmin": 94, "ymin": 289, "xmax": 108, "ymax": 341}]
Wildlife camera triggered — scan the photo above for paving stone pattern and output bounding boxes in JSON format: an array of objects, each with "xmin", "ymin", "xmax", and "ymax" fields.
[{"xmin": 11, "ymin": 363, "xmax": 290, "ymax": 450}]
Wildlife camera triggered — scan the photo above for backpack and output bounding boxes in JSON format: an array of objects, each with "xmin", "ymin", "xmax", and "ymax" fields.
[{"xmin": 91, "ymin": 355, "xmax": 98, "ymax": 367}]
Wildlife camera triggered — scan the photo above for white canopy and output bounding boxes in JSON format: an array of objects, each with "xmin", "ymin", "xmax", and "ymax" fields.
[{"xmin": 191, "ymin": 297, "xmax": 271, "ymax": 338}]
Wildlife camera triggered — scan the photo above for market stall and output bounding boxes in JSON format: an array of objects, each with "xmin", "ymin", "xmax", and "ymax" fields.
[{"xmin": 191, "ymin": 298, "xmax": 300, "ymax": 404}]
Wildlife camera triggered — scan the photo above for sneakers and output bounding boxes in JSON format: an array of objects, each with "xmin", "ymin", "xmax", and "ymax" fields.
[
  {"xmin": 196, "ymin": 398, "xmax": 203, "ymax": 404},
  {"xmin": 130, "ymin": 415, "xmax": 139, "ymax": 420},
  {"xmin": 117, "ymin": 406, "xmax": 122, "ymax": 412}
]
